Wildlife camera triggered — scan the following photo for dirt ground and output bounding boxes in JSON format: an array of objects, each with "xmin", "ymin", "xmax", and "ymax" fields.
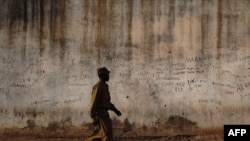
[
  {"xmin": 0, "ymin": 116, "xmax": 224, "ymax": 141},
  {"xmin": 0, "ymin": 136, "xmax": 223, "ymax": 141},
  {"xmin": 0, "ymin": 135, "xmax": 223, "ymax": 141},
  {"xmin": 0, "ymin": 127, "xmax": 223, "ymax": 141}
]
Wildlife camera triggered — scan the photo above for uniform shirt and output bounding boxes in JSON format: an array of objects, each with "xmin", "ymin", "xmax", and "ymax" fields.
[{"xmin": 90, "ymin": 81, "xmax": 115, "ymax": 117}]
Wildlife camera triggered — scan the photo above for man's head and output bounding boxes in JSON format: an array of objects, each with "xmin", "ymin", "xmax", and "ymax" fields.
[{"xmin": 97, "ymin": 67, "xmax": 110, "ymax": 81}]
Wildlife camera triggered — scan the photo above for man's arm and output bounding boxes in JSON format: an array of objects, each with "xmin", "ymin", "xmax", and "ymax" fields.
[{"xmin": 109, "ymin": 104, "xmax": 122, "ymax": 116}]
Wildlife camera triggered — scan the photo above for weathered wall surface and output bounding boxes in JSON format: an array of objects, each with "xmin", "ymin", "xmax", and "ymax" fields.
[{"xmin": 0, "ymin": 0, "xmax": 250, "ymax": 130}]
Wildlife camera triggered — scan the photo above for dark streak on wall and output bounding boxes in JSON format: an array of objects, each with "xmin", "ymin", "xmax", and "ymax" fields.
[
  {"xmin": 106, "ymin": 0, "xmax": 115, "ymax": 62},
  {"xmin": 216, "ymin": 0, "xmax": 223, "ymax": 75},
  {"xmin": 5, "ymin": 0, "xmax": 67, "ymax": 59},
  {"xmin": 48, "ymin": 0, "xmax": 67, "ymax": 62},
  {"xmin": 8, "ymin": 0, "xmax": 22, "ymax": 49},
  {"xmin": 216, "ymin": 0, "xmax": 222, "ymax": 50},
  {"xmin": 126, "ymin": 0, "xmax": 133, "ymax": 61},
  {"xmin": 196, "ymin": 0, "xmax": 210, "ymax": 72},
  {"xmin": 31, "ymin": 0, "xmax": 38, "ymax": 28},
  {"xmin": 142, "ymin": 0, "xmax": 155, "ymax": 62},
  {"xmin": 226, "ymin": 0, "xmax": 231, "ymax": 49},
  {"xmin": 201, "ymin": 0, "xmax": 207, "ymax": 53},
  {"xmin": 59, "ymin": 0, "xmax": 66, "ymax": 62},
  {"xmin": 39, "ymin": 0, "xmax": 45, "ymax": 56},
  {"xmin": 167, "ymin": 0, "xmax": 175, "ymax": 44},
  {"xmin": 0, "ymin": 0, "xmax": 7, "ymax": 29},
  {"xmin": 49, "ymin": 0, "xmax": 56, "ymax": 59},
  {"xmin": 23, "ymin": 0, "xmax": 28, "ymax": 31},
  {"xmin": 97, "ymin": 0, "xmax": 105, "ymax": 65},
  {"xmin": 22, "ymin": 0, "xmax": 28, "ymax": 61},
  {"xmin": 82, "ymin": 0, "xmax": 89, "ymax": 57}
]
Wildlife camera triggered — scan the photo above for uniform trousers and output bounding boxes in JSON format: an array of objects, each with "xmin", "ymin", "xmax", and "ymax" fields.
[{"xmin": 85, "ymin": 109, "xmax": 113, "ymax": 141}]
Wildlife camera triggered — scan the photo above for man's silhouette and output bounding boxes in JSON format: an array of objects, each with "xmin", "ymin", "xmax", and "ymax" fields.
[{"xmin": 85, "ymin": 67, "xmax": 121, "ymax": 141}]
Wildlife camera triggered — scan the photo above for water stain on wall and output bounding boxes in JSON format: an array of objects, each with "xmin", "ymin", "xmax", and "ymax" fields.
[{"xmin": 0, "ymin": 1, "xmax": 250, "ymax": 138}]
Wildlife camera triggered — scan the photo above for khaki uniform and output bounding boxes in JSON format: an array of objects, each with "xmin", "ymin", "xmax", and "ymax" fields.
[{"xmin": 85, "ymin": 81, "xmax": 116, "ymax": 141}]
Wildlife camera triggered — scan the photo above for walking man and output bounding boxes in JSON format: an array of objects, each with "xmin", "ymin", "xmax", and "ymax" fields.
[{"xmin": 85, "ymin": 67, "xmax": 122, "ymax": 141}]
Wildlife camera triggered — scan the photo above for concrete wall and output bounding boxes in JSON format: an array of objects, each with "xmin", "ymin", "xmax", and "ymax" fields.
[{"xmin": 0, "ymin": 0, "xmax": 250, "ymax": 129}]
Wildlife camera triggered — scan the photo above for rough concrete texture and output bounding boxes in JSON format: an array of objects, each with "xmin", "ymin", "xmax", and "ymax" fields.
[{"xmin": 0, "ymin": 0, "xmax": 250, "ymax": 140}]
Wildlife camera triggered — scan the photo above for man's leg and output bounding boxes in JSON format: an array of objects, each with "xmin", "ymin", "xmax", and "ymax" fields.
[
  {"xmin": 85, "ymin": 135, "xmax": 102, "ymax": 141},
  {"xmin": 85, "ymin": 120, "xmax": 102, "ymax": 141},
  {"xmin": 98, "ymin": 111, "xmax": 113, "ymax": 141}
]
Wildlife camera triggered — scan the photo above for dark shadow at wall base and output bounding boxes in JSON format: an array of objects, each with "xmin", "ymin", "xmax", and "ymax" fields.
[{"xmin": 0, "ymin": 127, "xmax": 223, "ymax": 141}]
